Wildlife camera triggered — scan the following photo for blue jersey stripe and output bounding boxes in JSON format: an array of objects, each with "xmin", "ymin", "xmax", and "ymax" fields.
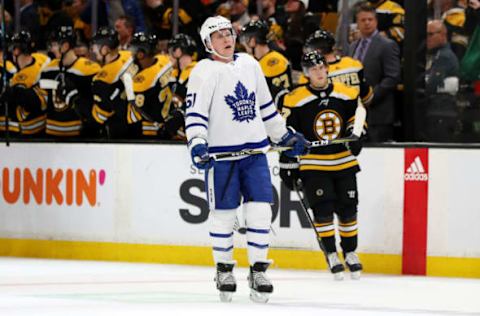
[
  {"xmin": 186, "ymin": 112, "xmax": 209, "ymax": 122},
  {"xmin": 262, "ymin": 111, "xmax": 278, "ymax": 122},
  {"xmin": 213, "ymin": 246, "xmax": 234, "ymax": 252},
  {"xmin": 246, "ymin": 228, "xmax": 270, "ymax": 234},
  {"xmin": 260, "ymin": 100, "xmax": 274, "ymax": 110},
  {"xmin": 209, "ymin": 138, "xmax": 269, "ymax": 153},
  {"xmin": 247, "ymin": 241, "xmax": 269, "ymax": 249},
  {"xmin": 185, "ymin": 123, "xmax": 208, "ymax": 130},
  {"xmin": 209, "ymin": 232, "xmax": 234, "ymax": 238}
]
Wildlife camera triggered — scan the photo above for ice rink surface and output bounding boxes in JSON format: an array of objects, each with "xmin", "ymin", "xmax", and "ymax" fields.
[{"xmin": 0, "ymin": 258, "xmax": 478, "ymax": 316}]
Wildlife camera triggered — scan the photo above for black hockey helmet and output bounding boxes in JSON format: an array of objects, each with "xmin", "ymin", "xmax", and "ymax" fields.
[
  {"xmin": 130, "ymin": 32, "xmax": 158, "ymax": 55},
  {"xmin": 301, "ymin": 50, "xmax": 327, "ymax": 74},
  {"xmin": 10, "ymin": 30, "xmax": 34, "ymax": 54},
  {"xmin": 240, "ymin": 19, "xmax": 269, "ymax": 45},
  {"xmin": 304, "ymin": 29, "xmax": 335, "ymax": 54},
  {"xmin": 92, "ymin": 27, "xmax": 119, "ymax": 49},
  {"xmin": 167, "ymin": 33, "xmax": 197, "ymax": 56},
  {"xmin": 55, "ymin": 25, "xmax": 77, "ymax": 47}
]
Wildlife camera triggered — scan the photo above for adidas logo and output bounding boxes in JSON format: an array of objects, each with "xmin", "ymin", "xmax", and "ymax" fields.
[{"xmin": 404, "ymin": 156, "xmax": 428, "ymax": 181}]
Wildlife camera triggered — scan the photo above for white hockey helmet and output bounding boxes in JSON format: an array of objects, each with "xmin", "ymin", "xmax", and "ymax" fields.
[{"xmin": 199, "ymin": 16, "xmax": 236, "ymax": 56}]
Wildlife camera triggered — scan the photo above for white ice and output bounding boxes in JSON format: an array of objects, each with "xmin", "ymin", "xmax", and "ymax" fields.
[{"xmin": 0, "ymin": 258, "xmax": 478, "ymax": 316}]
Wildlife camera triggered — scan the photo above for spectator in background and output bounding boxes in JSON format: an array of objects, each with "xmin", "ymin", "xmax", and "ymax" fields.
[
  {"xmin": 229, "ymin": 0, "xmax": 251, "ymax": 32},
  {"xmin": 424, "ymin": 19, "xmax": 460, "ymax": 142},
  {"xmin": 20, "ymin": 0, "xmax": 41, "ymax": 50},
  {"xmin": 284, "ymin": 0, "xmax": 309, "ymax": 71},
  {"xmin": 117, "ymin": 0, "xmax": 146, "ymax": 32},
  {"xmin": 115, "ymin": 15, "xmax": 135, "ymax": 49},
  {"xmin": 348, "ymin": 2, "xmax": 400, "ymax": 142},
  {"xmin": 260, "ymin": 0, "xmax": 288, "ymax": 30}
]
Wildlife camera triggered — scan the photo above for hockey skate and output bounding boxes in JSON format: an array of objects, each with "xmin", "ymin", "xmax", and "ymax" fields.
[
  {"xmin": 344, "ymin": 252, "xmax": 362, "ymax": 280},
  {"xmin": 248, "ymin": 261, "xmax": 274, "ymax": 303},
  {"xmin": 214, "ymin": 262, "xmax": 237, "ymax": 302},
  {"xmin": 326, "ymin": 252, "xmax": 345, "ymax": 281}
]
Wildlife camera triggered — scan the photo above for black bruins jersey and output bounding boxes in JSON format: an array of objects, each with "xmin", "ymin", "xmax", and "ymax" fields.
[
  {"xmin": 10, "ymin": 53, "xmax": 50, "ymax": 135},
  {"xmin": 0, "ymin": 60, "xmax": 18, "ymax": 134},
  {"xmin": 92, "ymin": 50, "xmax": 137, "ymax": 138},
  {"xmin": 279, "ymin": 82, "xmax": 361, "ymax": 176},
  {"xmin": 41, "ymin": 57, "xmax": 100, "ymax": 137},
  {"xmin": 297, "ymin": 56, "xmax": 373, "ymax": 106},
  {"xmin": 374, "ymin": 0, "xmax": 405, "ymax": 46},
  {"xmin": 259, "ymin": 50, "xmax": 292, "ymax": 104},
  {"xmin": 130, "ymin": 54, "xmax": 174, "ymax": 138},
  {"xmin": 169, "ymin": 60, "xmax": 196, "ymax": 104}
]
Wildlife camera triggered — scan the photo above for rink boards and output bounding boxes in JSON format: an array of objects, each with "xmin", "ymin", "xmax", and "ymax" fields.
[{"xmin": 0, "ymin": 142, "xmax": 478, "ymax": 278}]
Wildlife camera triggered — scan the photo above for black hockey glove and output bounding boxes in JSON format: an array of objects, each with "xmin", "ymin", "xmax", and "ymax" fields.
[
  {"xmin": 279, "ymin": 154, "xmax": 300, "ymax": 191},
  {"xmin": 345, "ymin": 135, "xmax": 363, "ymax": 156}
]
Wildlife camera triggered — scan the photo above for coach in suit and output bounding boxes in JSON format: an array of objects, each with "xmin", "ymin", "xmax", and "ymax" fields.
[{"xmin": 348, "ymin": 2, "xmax": 401, "ymax": 142}]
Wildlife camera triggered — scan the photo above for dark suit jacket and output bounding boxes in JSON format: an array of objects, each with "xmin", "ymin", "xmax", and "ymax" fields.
[{"xmin": 348, "ymin": 32, "xmax": 401, "ymax": 125}]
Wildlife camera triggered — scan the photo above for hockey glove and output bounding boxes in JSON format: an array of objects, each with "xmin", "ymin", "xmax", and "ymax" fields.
[
  {"xmin": 345, "ymin": 135, "xmax": 363, "ymax": 156},
  {"xmin": 279, "ymin": 155, "xmax": 300, "ymax": 191},
  {"xmin": 278, "ymin": 127, "xmax": 310, "ymax": 158},
  {"xmin": 190, "ymin": 141, "xmax": 213, "ymax": 170}
]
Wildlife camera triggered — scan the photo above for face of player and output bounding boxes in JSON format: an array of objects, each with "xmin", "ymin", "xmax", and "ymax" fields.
[
  {"xmin": 308, "ymin": 64, "xmax": 329, "ymax": 89},
  {"xmin": 210, "ymin": 28, "xmax": 235, "ymax": 60},
  {"xmin": 48, "ymin": 41, "xmax": 61, "ymax": 59}
]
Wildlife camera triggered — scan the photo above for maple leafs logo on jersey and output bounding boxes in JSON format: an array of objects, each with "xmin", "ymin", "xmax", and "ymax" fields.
[{"xmin": 225, "ymin": 81, "xmax": 256, "ymax": 123}]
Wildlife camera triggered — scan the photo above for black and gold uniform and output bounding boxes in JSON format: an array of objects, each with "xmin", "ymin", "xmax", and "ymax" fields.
[
  {"xmin": 371, "ymin": 0, "xmax": 405, "ymax": 47},
  {"xmin": 10, "ymin": 51, "xmax": 50, "ymax": 136},
  {"xmin": 91, "ymin": 50, "xmax": 137, "ymax": 138},
  {"xmin": 259, "ymin": 50, "xmax": 292, "ymax": 103},
  {"xmin": 279, "ymin": 53, "xmax": 365, "ymax": 275},
  {"xmin": 131, "ymin": 54, "xmax": 174, "ymax": 138},
  {"xmin": 299, "ymin": 30, "xmax": 373, "ymax": 106},
  {"xmin": 0, "ymin": 59, "xmax": 18, "ymax": 135},
  {"xmin": 42, "ymin": 57, "xmax": 100, "ymax": 138},
  {"xmin": 41, "ymin": 26, "xmax": 101, "ymax": 138},
  {"xmin": 297, "ymin": 56, "xmax": 373, "ymax": 106},
  {"xmin": 240, "ymin": 20, "xmax": 292, "ymax": 103}
]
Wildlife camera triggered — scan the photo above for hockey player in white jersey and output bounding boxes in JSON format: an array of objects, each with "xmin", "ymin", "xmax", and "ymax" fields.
[{"xmin": 186, "ymin": 16, "xmax": 309, "ymax": 303}]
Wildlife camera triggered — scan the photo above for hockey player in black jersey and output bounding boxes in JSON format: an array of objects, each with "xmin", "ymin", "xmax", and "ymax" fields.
[
  {"xmin": 127, "ymin": 32, "xmax": 178, "ymax": 139},
  {"xmin": 239, "ymin": 19, "xmax": 292, "ymax": 106},
  {"xmin": 91, "ymin": 27, "xmax": 138, "ymax": 139},
  {"xmin": 278, "ymin": 51, "xmax": 366, "ymax": 280},
  {"xmin": 167, "ymin": 33, "xmax": 198, "ymax": 140},
  {"xmin": 0, "ymin": 31, "xmax": 18, "ymax": 137},
  {"xmin": 298, "ymin": 29, "xmax": 373, "ymax": 107},
  {"xmin": 8, "ymin": 31, "xmax": 50, "ymax": 137},
  {"xmin": 41, "ymin": 26, "xmax": 101, "ymax": 138}
]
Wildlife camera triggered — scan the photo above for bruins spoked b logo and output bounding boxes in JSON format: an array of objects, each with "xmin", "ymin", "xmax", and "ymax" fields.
[{"xmin": 314, "ymin": 110, "xmax": 343, "ymax": 140}]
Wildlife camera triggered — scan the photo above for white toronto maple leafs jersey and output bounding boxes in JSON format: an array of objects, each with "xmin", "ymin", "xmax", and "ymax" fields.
[{"xmin": 185, "ymin": 53, "xmax": 288, "ymax": 156}]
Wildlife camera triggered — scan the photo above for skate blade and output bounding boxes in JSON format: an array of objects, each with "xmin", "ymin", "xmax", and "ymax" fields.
[
  {"xmin": 219, "ymin": 291, "xmax": 233, "ymax": 302},
  {"xmin": 249, "ymin": 289, "xmax": 270, "ymax": 303},
  {"xmin": 333, "ymin": 271, "xmax": 344, "ymax": 281},
  {"xmin": 350, "ymin": 271, "xmax": 361, "ymax": 280}
]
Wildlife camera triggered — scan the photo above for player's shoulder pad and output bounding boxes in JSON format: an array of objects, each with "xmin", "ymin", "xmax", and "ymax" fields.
[
  {"xmin": 443, "ymin": 8, "xmax": 465, "ymax": 27},
  {"xmin": 338, "ymin": 56, "xmax": 363, "ymax": 69},
  {"xmin": 330, "ymin": 82, "xmax": 359, "ymax": 101},
  {"xmin": 189, "ymin": 58, "xmax": 216, "ymax": 80},
  {"xmin": 259, "ymin": 50, "xmax": 289, "ymax": 78},
  {"xmin": 43, "ymin": 59, "xmax": 60, "ymax": 72},
  {"xmin": 93, "ymin": 50, "xmax": 133, "ymax": 84},
  {"xmin": 32, "ymin": 53, "xmax": 51, "ymax": 68},
  {"xmin": 5, "ymin": 60, "xmax": 17, "ymax": 74},
  {"xmin": 377, "ymin": 0, "xmax": 405, "ymax": 14},
  {"xmin": 282, "ymin": 85, "xmax": 316, "ymax": 108},
  {"xmin": 11, "ymin": 54, "xmax": 48, "ymax": 87},
  {"xmin": 179, "ymin": 61, "xmax": 197, "ymax": 84},
  {"xmin": 68, "ymin": 57, "xmax": 101, "ymax": 77},
  {"xmin": 133, "ymin": 55, "xmax": 172, "ymax": 92}
]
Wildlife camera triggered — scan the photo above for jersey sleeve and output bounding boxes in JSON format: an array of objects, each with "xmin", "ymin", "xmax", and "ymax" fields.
[
  {"xmin": 185, "ymin": 62, "xmax": 215, "ymax": 144},
  {"xmin": 253, "ymin": 59, "xmax": 288, "ymax": 143}
]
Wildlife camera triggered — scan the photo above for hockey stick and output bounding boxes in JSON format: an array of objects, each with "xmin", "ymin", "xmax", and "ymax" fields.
[
  {"xmin": 201, "ymin": 135, "xmax": 360, "ymax": 162},
  {"xmin": 293, "ymin": 180, "xmax": 327, "ymax": 255},
  {"xmin": 1, "ymin": 0, "xmax": 9, "ymax": 146}
]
